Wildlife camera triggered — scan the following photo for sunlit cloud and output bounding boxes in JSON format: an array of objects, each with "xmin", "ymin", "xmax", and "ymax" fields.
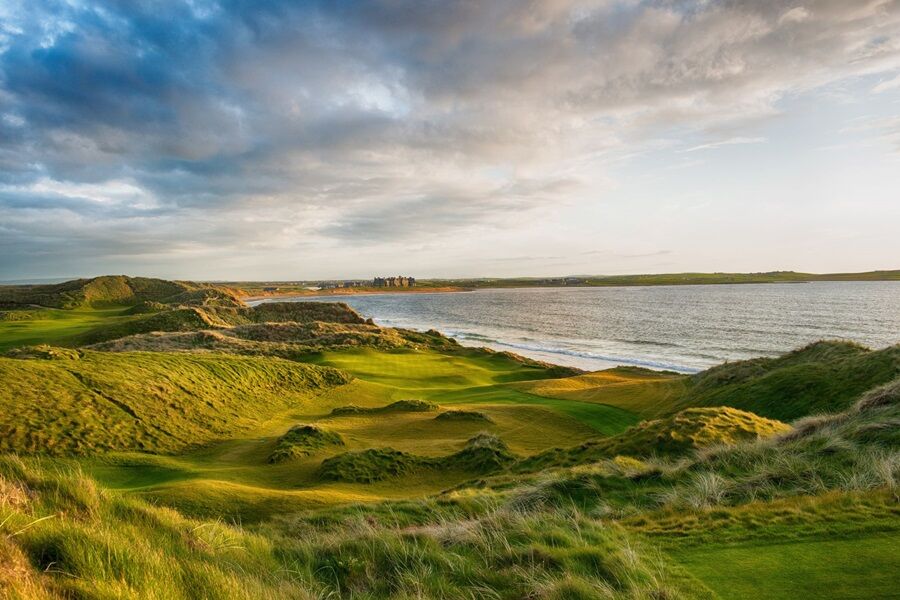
[{"xmin": 1, "ymin": 0, "xmax": 899, "ymax": 279}]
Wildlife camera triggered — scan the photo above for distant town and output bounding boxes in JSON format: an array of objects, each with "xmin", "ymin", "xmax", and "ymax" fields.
[{"xmin": 261, "ymin": 276, "xmax": 416, "ymax": 292}]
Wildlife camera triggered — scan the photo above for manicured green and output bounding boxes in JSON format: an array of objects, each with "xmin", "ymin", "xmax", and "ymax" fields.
[
  {"xmin": 671, "ymin": 535, "xmax": 900, "ymax": 600},
  {"xmin": 0, "ymin": 308, "xmax": 135, "ymax": 351}
]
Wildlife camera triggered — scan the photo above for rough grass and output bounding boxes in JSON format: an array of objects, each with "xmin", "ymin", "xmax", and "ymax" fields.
[
  {"xmin": 498, "ymin": 378, "xmax": 900, "ymax": 518},
  {"xmin": 0, "ymin": 281, "xmax": 379, "ymax": 352},
  {"xmin": 268, "ymin": 425, "xmax": 345, "ymax": 463},
  {"xmin": 0, "ymin": 350, "xmax": 350, "ymax": 455},
  {"xmin": 320, "ymin": 434, "xmax": 517, "ymax": 483},
  {"xmin": 0, "ymin": 276, "xmax": 191, "ymax": 309},
  {"xmin": 516, "ymin": 407, "xmax": 790, "ymax": 472},
  {"xmin": 0, "ymin": 341, "xmax": 898, "ymax": 598},
  {"xmin": 329, "ymin": 399, "xmax": 437, "ymax": 416},
  {"xmin": 0, "ymin": 455, "xmax": 706, "ymax": 600},
  {"xmin": 435, "ymin": 409, "xmax": 493, "ymax": 423},
  {"xmin": 684, "ymin": 341, "xmax": 900, "ymax": 421},
  {"xmin": 518, "ymin": 342, "xmax": 899, "ymax": 423}
]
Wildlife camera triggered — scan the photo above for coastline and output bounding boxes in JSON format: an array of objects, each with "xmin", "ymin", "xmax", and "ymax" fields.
[
  {"xmin": 244, "ymin": 280, "xmax": 900, "ymax": 375},
  {"xmin": 242, "ymin": 286, "xmax": 470, "ymax": 302}
]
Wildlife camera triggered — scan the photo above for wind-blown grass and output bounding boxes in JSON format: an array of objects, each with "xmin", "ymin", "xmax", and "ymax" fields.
[
  {"xmin": 0, "ymin": 455, "xmax": 706, "ymax": 599},
  {"xmin": 0, "ymin": 350, "xmax": 350, "ymax": 455}
]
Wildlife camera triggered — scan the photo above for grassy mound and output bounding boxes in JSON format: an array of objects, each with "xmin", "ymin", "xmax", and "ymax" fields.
[
  {"xmin": 516, "ymin": 407, "xmax": 790, "ymax": 472},
  {"xmin": 268, "ymin": 425, "xmax": 345, "ymax": 463},
  {"xmin": 5, "ymin": 344, "xmax": 82, "ymax": 360},
  {"xmin": 0, "ymin": 276, "xmax": 202, "ymax": 309},
  {"xmin": 88, "ymin": 321, "xmax": 461, "ymax": 356},
  {"xmin": 0, "ymin": 308, "xmax": 52, "ymax": 321},
  {"xmin": 684, "ymin": 341, "xmax": 900, "ymax": 421},
  {"xmin": 0, "ymin": 350, "xmax": 350, "ymax": 455},
  {"xmin": 71, "ymin": 307, "xmax": 230, "ymax": 346},
  {"xmin": 249, "ymin": 301, "xmax": 365, "ymax": 324},
  {"xmin": 607, "ymin": 407, "xmax": 791, "ymax": 455},
  {"xmin": 329, "ymin": 399, "xmax": 437, "ymax": 416},
  {"xmin": 445, "ymin": 433, "xmax": 516, "ymax": 472},
  {"xmin": 435, "ymin": 410, "xmax": 493, "ymax": 423},
  {"xmin": 511, "ymin": 366, "xmax": 689, "ymax": 418},
  {"xmin": 319, "ymin": 448, "xmax": 424, "ymax": 483},
  {"xmin": 320, "ymin": 434, "xmax": 517, "ymax": 483},
  {"xmin": 497, "ymin": 378, "xmax": 900, "ymax": 516}
]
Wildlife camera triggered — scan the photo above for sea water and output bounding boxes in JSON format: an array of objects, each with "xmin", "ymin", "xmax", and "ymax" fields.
[{"xmin": 250, "ymin": 282, "xmax": 900, "ymax": 373}]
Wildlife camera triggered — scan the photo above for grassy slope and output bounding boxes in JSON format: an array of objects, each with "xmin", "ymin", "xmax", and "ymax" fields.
[
  {"xmin": 0, "ymin": 351, "xmax": 349, "ymax": 455},
  {"xmin": 514, "ymin": 406, "xmax": 790, "ymax": 472},
  {"xmin": 685, "ymin": 341, "xmax": 900, "ymax": 421},
  {"xmin": 0, "ymin": 298, "xmax": 379, "ymax": 352},
  {"xmin": 0, "ymin": 275, "xmax": 192, "ymax": 309},
  {"xmin": 5, "ymin": 376, "xmax": 898, "ymax": 598},
  {"xmin": 517, "ymin": 342, "xmax": 900, "ymax": 422}
]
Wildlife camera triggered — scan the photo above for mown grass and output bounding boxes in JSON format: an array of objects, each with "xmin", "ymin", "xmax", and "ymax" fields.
[
  {"xmin": 0, "ymin": 308, "xmax": 135, "ymax": 351},
  {"xmin": 512, "ymin": 367, "xmax": 690, "ymax": 418},
  {"xmin": 670, "ymin": 535, "xmax": 900, "ymax": 600}
]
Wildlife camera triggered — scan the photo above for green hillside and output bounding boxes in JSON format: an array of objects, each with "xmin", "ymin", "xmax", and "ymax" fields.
[
  {"xmin": 0, "ymin": 275, "xmax": 199, "ymax": 309},
  {"xmin": 685, "ymin": 341, "xmax": 900, "ymax": 420},
  {"xmin": 516, "ymin": 341, "xmax": 900, "ymax": 422},
  {"xmin": 1, "ymin": 276, "xmax": 898, "ymax": 599},
  {"xmin": 515, "ymin": 406, "xmax": 790, "ymax": 471},
  {"xmin": 0, "ymin": 350, "xmax": 349, "ymax": 455}
]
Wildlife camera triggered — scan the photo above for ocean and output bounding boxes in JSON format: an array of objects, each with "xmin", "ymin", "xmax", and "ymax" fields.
[{"xmin": 249, "ymin": 282, "xmax": 900, "ymax": 373}]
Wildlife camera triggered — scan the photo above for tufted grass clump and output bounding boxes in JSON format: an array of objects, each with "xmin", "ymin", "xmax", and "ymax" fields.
[
  {"xmin": 268, "ymin": 425, "xmax": 345, "ymax": 463},
  {"xmin": 329, "ymin": 399, "xmax": 437, "ymax": 417},
  {"xmin": 435, "ymin": 409, "xmax": 493, "ymax": 423}
]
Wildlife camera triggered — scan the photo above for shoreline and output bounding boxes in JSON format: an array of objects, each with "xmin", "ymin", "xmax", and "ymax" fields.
[
  {"xmin": 241, "ymin": 280, "xmax": 815, "ymax": 303},
  {"xmin": 242, "ymin": 286, "xmax": 470, "ymax": 302}
]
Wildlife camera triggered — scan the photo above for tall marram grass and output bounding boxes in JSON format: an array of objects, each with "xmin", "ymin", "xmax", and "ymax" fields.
[
  {"xmin": 0, "ymin": 455, "xmax": 703, "ymax": 599},
  {"xmin": 657, "ymin": 378, "xmax": 900, "ymax": 509}
]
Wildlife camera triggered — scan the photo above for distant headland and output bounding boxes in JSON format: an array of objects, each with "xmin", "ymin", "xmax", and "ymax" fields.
[{"xmin": 226, "ymin": 269, "xmax": 900, "ymax": 300}]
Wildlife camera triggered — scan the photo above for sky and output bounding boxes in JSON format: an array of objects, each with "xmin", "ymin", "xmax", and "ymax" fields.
[{"xmin": 1, "ymin": 0, "xmax": 899, "ymax": 281}]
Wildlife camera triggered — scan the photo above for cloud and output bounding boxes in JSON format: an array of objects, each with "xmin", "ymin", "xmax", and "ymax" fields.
[
  {"xmin": 1, "ymin": 0, "xmax": 899, "ymax": 277},
  {"xmin": 872, "ymin": 72, "xmax": 900, "ymax": 92},
  {"xmin": 682, "ymin": 137, "xmax": 768, "ymax": 152}
]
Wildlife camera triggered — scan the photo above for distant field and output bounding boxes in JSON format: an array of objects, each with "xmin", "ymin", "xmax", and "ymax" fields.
[{"xmin": 221, "ymin": 270, "xmax": 900, "ymax": 295}]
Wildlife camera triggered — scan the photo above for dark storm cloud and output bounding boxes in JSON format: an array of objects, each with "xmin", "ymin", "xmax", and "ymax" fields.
[{"xmin": 1, "ymin": 0, "xmax": 899, "ymax": 277}]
